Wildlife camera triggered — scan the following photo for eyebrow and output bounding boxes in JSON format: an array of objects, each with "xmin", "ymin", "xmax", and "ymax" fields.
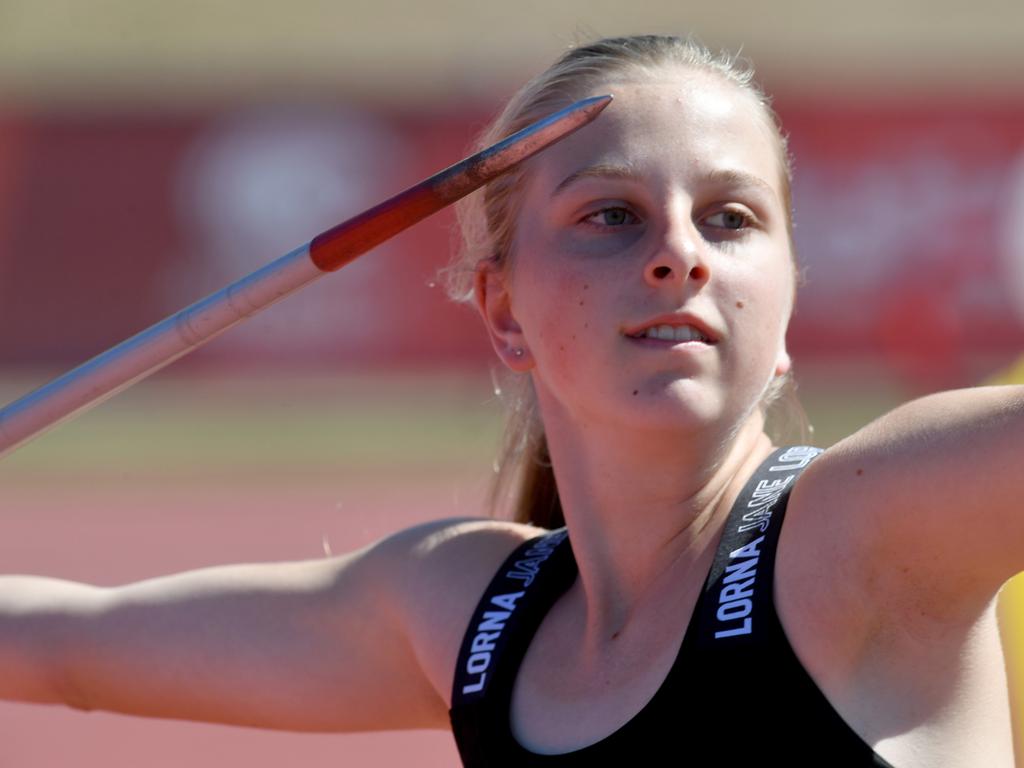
[
  {"xmin": 550, "ymin": 163, "xmax": 778, "ymax": 203},
  {"xmin": 551, "ymin": 163, "xmax": 642, "ymax": 199},
  {"xmin": 702, "ymin": 168, "xmax": 779, "ymax": 202}
]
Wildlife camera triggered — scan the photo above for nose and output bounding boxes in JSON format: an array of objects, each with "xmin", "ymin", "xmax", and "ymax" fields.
[{"xmin": 642, "ymin": 210, "xmax": 710, "ymax": 288}]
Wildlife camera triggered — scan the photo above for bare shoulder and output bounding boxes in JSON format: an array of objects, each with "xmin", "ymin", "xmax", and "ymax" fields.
[
  {"xmin": 778, "ymin": 421, "xmax": 1019, "ymax": 765},
  {"xmin": 780, "ymin": 434, "xmax": 934, "ymax": 639},
  {"xmin": 775, "ymin": 432, "xmax": 943, "ymax": 677},
  {"xmin": 786, "ymin": 386, "xmax": 1024, "ymax": 620},
  {"xmin": 368, "ymin": 517, "xmax": 545, "ymax": 708},
  {"xmin": 776, "ymin": 389, "xmax": 1020, "ymax": 683},
  {"xmin": 775, "ymin": 446, "xmax": 883, "ymax": 664}
]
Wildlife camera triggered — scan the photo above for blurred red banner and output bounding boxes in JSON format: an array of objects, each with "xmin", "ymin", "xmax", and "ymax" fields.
[{"xmin": 1, "ymin": 99, "xmax": 1022, "ymax": 387}]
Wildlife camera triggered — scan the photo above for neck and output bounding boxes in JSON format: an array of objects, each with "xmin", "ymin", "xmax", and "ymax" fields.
[{"xmin": 539, "ymin": 404, "xmax": 775, "ymax": 641}]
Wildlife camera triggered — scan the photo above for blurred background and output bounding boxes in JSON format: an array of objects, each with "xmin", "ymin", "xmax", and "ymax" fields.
[{"xmin": 1, "ymin": 1, "xmax": 1023, "ymax": 765}]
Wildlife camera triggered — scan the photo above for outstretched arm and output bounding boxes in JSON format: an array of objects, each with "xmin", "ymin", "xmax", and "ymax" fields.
[
  {"xmin": 800, "ymin": 384, "xmax": 1024, "ymax": 621},
  {"xmin": 0, "ymin": 519, "xmax": 530, "ymax": 732}
]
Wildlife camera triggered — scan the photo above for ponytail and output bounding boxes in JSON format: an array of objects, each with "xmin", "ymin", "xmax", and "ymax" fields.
[{"xmin": 485, "ymin": 371, "xmax": 564, "ymax": 528}]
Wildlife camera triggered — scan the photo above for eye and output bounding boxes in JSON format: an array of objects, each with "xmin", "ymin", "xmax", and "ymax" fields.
[
  {"xmin": 581, "ymin": 206, "xmax": 640, "ymax": 229},
  {"xmin": 704, "ymin": 208, "xmax": 753, "ymax": 231}
]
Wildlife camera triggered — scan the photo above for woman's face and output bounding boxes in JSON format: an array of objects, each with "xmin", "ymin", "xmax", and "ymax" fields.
[{"xmin": 476, "ymin": 67, "xmax": 796, "ymax": 436}]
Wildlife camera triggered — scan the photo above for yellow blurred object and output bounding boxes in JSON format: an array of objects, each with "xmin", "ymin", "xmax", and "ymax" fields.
[
  {"xmin": 986, "ymin": 356, "xmax": 1024, "ymax": 385},
  {"xmin": 987, "ymin": 357, "xmax": 1024, "ymax": 760},
  {"xmin": 998, "ymin": 575, "xmax": 1024, "ymax": 764}
]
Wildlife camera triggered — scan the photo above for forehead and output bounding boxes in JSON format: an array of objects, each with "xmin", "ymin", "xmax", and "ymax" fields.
[{"xmin": 521, "ymin": 70, "xmax": 783, "ymax": 203}]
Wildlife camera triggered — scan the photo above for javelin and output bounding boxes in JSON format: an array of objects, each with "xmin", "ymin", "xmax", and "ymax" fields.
[{"xmin": 0, "ymin": 94, "xmax": 613, "ymax": 459}]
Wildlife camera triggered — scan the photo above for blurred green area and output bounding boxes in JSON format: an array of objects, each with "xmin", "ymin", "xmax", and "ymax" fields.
[
  {"xmin": 796, "ymin": 365, "xmax": 910, "ymax": 447},
  {"xmin": 0, "ymin": 370, "xmax": 506, "ymax": 486},
  {"xmin": 0, "ymin": 363, "xmax": 911, "ymax": 487}
]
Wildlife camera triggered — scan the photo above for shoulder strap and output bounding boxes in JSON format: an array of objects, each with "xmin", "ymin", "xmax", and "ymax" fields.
[
  {"xmin": 448, "ymin": 446, "xmax": 822, "ymax": 762},
  {"xmin": 449, "ymin": 527, "xmax": 576, "ymax": 763},
  {"xmin": 691, "ymin": 445, "xmax": 823, "ymax": 652}
]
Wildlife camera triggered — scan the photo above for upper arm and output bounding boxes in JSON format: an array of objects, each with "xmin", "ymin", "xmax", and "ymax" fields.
[
  {"xmin": 800, "ymin": 385, "xmax": 1024, "ymax": 622},
  {"xmin": 46, "ymin": 518, "xmax": 536, "ymax": 732}
]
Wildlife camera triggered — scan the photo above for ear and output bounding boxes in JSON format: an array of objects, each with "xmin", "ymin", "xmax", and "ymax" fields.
[
  {"xmin": 473, "ymin": 260, "xmax": 534, "ymax": 372},
  {"xmin": 774, "ymin": 344, "xmax": 792, "ymax": 378}
]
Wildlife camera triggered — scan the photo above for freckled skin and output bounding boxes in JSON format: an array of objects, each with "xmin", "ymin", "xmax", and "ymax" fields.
[{"xmin": 496, "ymin": 68, "xmax": 794, "ymax": 433}]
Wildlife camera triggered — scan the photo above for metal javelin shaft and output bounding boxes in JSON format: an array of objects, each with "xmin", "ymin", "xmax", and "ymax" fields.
[{"xmin": 0, "ymin": 94, "xmax": 612, "ymax": 459}]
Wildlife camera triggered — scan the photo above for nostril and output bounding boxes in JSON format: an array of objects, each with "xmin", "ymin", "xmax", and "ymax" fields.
[
  {"xmin": 689, "ymin": 265, "xmax": 708, "ymax": 281},
  {"xmin": 652, "ymin": 265, "xmax": 672, "ymax": 280}
]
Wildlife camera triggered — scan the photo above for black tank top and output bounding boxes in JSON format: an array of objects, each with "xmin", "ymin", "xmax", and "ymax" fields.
[{"xmin": 449, "ymin": 446, "xmax": 897, "ymax": 766}]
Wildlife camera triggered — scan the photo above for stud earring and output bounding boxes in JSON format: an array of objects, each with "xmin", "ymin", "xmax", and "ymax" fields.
[{"xmin": 512, "ymin": 348, "xmax": 524, "ymax": 358}]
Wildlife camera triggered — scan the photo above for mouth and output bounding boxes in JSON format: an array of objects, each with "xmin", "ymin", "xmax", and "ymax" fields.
[
  {"xmin": 625, "ymin": 324, "xmax": 713, "ymax": 344},
  {"xmin": 622, "ymin": 313, "xmax": 720, "ymax": 345}
]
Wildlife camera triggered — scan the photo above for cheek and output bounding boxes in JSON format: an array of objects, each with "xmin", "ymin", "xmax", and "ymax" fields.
[
  {"xmin": 512, "ymin": 265, "xmax": 577, "ymax": 347},
  {"xmin": 723, "ymin": 250, "xmax": 794, "ymax": 314},
  {"xmin": 513, "ymin": 262, "xmax": 610, "ymax": 375},
  {"xmin": 534, "ymin": 278, "xmax": 593, "ymax": 359},
  {"xmin": 718, "ymin": 264, "xmax": 793, "ymax": 357}
]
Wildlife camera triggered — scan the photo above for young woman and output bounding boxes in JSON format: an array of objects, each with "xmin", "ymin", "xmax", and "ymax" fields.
[{"xmin": 1, "ymin": 35, "xmax": 1021, "ymax": 767}]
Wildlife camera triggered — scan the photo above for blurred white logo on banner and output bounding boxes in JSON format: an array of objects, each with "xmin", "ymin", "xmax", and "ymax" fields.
[
  {"xmin": 175, "ymin": 106, "xmax": 409, "ymax": 360},
  {"xmin": 1000, "ymin": 150, "xmax": 1024, "ymax": 323}
]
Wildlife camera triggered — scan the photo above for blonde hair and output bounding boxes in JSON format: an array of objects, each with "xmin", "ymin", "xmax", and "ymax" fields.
[{"xmin": 442, "ymin": 34, "xmax": 807, "ymax": 529}]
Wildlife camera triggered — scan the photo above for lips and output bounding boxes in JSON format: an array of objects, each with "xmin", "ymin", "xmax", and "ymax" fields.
[
  {"xmin": 623, "ymin": 313, "xmax": 720, "ymax": 344},
  {"xmin": 629, "ymin": 324, "xmax": 711, "ymax": 343}
]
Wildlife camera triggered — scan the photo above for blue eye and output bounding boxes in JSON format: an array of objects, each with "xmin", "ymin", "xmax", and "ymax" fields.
[
  {"xmin": 705, "ymin": 209, "xmax": 751, "ymax": 230},
  {"xmin": 583, "ymin": 207, "xmax": 639, "ymax": 228}
]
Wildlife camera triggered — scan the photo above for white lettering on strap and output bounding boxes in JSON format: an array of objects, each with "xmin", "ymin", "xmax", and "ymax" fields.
[
  {"xmin": 461, "ymin": 592, "xmax": 524, "ymax": 694},
  {"xmin": 505, "ymin": 530, "xmax": 567, "ymax": 587},
  {"xmin": 714, "ymin": 536, "xmax": 763, "ymax": 639},
  {"xmin": 462, "ymin": 531, "xmax": 570, "ymax": 695},
  {"xmin": 770, "ymin": 445, "xmax": 822, "ymax": 472},
  {"xmin": 715, "ymin": 449, "xmax": 821, "ymax": 640}
]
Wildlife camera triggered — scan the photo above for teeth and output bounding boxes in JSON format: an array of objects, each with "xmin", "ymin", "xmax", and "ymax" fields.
[{"xmin": 641, "ymin": 324, "xmax": 708, "ymax": 343}]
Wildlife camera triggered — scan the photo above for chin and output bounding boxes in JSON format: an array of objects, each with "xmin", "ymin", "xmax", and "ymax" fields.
[
  {"xmin": 623, "ymin": 380, "xmax": 766, "ymax": 438},
  {"xmin": 619, "ymin": 385, "xmax": 726, "ymax": 432}
]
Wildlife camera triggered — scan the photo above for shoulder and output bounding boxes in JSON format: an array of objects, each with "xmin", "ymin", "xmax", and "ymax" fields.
[
  {"xmin": 778, "ymin": 428, "xmax": 1020, "ymax": 764},
  {"xmin": 778, "ymin": 445, "xmax": 885, "ymax": 643},
  {"xmin": 783, "ymin": 385, "xmax": 1024, "ymax": 626},
  {"xmin": 366, "ymin": 517, "xmax": 546, "ymax": 707},
  {"xmin": 369, "ymin": 517, "xmax": 547, "ymax": 599},
  {"xmin": 781, "ymin": 435, "xmax": 924, "ymax": 633}
]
